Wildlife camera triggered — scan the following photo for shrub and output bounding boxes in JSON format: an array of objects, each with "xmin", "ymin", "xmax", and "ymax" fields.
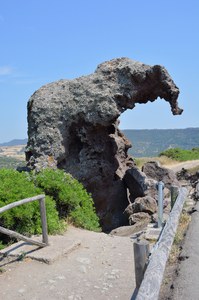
[
  {"xmin": 0, "ymin": 168, "xmax": 100, "ymax": 246},
  {"xmin": 0, "ymin": 169, "xmax": 64, "ymax": 242},
  {"xmin": 159, "ymin": 147, "xmax": 199, "ymax": 161},
  {"xmin": 33, "ymin": 169, "xmax": 100, "ymax": 231}
]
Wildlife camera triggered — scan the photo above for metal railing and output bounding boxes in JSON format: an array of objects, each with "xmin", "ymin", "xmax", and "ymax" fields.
[{"xmin": 0, "ymin": 195, "xmax": 48, "ymax": 247}]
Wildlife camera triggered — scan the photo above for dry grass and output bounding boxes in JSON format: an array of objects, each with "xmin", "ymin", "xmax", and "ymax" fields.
[
  {"xmin": 160, "ymin": 210, "xmax": 191, "ymax": 299},
  {"xmin": 134, "ymin": 156, "xmax": 178, "ymax": 169},
  {"xmin": 0, "ymin": 145, "xmax": 25, "ymax": 161},
  {"xmin": 169, "ymin": 211, "xmax": 191, "ymax": 264},
  {"xmin": 187, "ymin": 165, "xmax": 199, "ymax": 174}
]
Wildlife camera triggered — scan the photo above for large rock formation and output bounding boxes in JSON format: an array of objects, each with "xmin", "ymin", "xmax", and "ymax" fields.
[{"xmin": 26, "ymin": 57, "xmax": 182, "ymax": 230}]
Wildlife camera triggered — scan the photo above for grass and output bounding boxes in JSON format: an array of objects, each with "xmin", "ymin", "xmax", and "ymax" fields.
[
  {"xmin": 187, "ymin": 165, "xmax": 199, "ymax": 174},
  {"xmin": 0, "ymin": 267, "xmax": 6, "ymax": 273},
  {"xmin": 135, "ymin": 147, "xmax": 199, "ymax": 169},
  {"xmin": 169, "ymin": 211, "xmax": 191, "ymax": 264},
  {"xmin": 134, "ymin": 156, "xmax": 179, "ymax": 169},
  {"xmin": 160, "ymin": 208, "xmax": 191, "ymax": 297},
  {"xmin": 159, "ymin": 147, "xmax": 199, "ymax": 162}
]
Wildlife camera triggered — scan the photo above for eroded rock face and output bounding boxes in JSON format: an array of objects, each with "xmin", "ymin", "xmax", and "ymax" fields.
[
  {"xmin": 142, "ymin": 161, "xmax": 180, "ymax": 188},
  {"xmin": 123, "ymin": 167, "xmax": 148, "ymax": 200},
  {"xmin": 26, "ymin": 57, "xmax": 182, "ymax": 230}
]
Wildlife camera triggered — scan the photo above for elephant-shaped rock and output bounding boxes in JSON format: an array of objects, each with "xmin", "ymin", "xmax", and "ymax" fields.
[{"xmin": 26, "ymin": 57, "xmax": 182, "ymax": 230}]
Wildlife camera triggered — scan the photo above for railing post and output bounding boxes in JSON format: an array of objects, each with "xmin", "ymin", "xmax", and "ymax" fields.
[
  {"xmin": 133, "ymin": 239, "xmax": 150, "ymax": 289},
  {"xmin": 156, "ymin": 181, "xmax": 165, "ymax": 228},
  {"xmin": 170, "ymin": 185, "xmax": 179, "ymax": 210},
  {"xmin": 39, "ymin": 196, "xmax": 49, "ymax": 245},
  {"xmin": 0, "ymin": 194, "xmax": 48, "ymax": 247}
]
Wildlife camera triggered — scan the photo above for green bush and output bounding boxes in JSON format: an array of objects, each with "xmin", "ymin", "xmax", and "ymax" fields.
[
  {"xmin": 0, "ymin": 169, "xmax": 64, "ymax": 241},
  {"xmin": 34, "ymin": 169, "xmax": 100, "ymax": 231},
  {"xmin": 0, "ymin": 168, "xmax": 100, "ymax": 245},
  {"xmin": 159, "ymin": 147, "xmax": 199, "ymax": 161}
]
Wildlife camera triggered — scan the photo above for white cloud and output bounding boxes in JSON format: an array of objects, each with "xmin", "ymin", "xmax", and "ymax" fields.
[{"xmin": 0, "ymin": 66, "xmax": 14, "ymax": 76}]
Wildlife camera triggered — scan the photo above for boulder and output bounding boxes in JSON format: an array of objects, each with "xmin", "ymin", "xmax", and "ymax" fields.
[
  {"xmin": 142, "ymin": 161, "xmax": 180, "ymax": 188},
  {"xmin": 124, "ymin": 196, "xmax": 157, "ymax": 218},
  {"xmin": 132, "ymin": 196, "xmax": 158, "ymax": 215},
  {"xmin": 26, "ymin": 57, "xmax": 182, "ymax": 230},
  {"xmin": 177, "ymin": 168, "xmax": 190, "ymax": 181},
  {"xmin": 144, "ymin": 177, "xmax": 158, "ymax": 200},
  {"xmin": 123, "ymin": 167, "xmax": 148, "ymax": 200},
  {"xmin": 129, "ymin": 212, "xmax": 151, "ymax": 225},
  {"xmin": 110, "ymin": 221, "xmax": 149, "ymax": 237}
]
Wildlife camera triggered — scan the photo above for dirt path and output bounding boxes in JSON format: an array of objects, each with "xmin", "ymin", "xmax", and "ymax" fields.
[
  {"xmin": 164, "ymin": 159, "xmax": 199, "ymax": 172},
  {"xmin": 0, "ymin": 227, "xmax": 136, "ymax": 300}
]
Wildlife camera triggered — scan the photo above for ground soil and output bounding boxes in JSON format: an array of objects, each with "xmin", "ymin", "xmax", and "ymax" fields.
[
  {"xmin": 0, "ymin": 226, "xmax": 136, "ymax": 300},
  {"xmin": 0, "ymin": 154, "xmax": 198, "ymax": 299}
]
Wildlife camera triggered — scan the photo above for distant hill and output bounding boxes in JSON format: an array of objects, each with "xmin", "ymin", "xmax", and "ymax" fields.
[
  {"xmin": 0, "ymin": 138, "xmax": 28, "ymax": 147},
  {"xmin": 123, "ymin": 128, "xmax": 199, "ymax": 157},
  {"xmin": 1, "ymin": 128, "xmax": 199, "ymax": 158}
]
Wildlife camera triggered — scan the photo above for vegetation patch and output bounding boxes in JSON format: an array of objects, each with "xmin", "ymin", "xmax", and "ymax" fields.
[
  {"xmin": 134, "ymin": 156, "xmax": 178, "ymax": 169},
  {"xmin": 159, "ymin": 147, "xmax": 199, "ymax": 162},
  {"xmin": 160, "ymin": 209, "xmax": 191, "ymax": 299},
  {"xmin": 33, "ymin": 169, "xmax": 100, "ymax": 231},
  {"xmin": 0, "ymin": 168, "xmax": 100, "ymax": 247},
  {"xmin": 169, "ymin": 211, "xmax": 191, "ymax": 264},
  {"xmin": 0, "ymin": 169, "xmax": 63, "ymax": 245}
]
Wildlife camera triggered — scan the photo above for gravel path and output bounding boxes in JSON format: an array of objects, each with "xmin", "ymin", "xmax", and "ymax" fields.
[{"xmin": 0, "ymin": 227, "xmax": 136, "ymax": 300}]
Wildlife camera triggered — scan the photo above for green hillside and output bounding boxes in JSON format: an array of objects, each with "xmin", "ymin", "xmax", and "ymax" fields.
[{"xmin": 123, "ymin": 128, "xmax": 199, "ymax": 157}]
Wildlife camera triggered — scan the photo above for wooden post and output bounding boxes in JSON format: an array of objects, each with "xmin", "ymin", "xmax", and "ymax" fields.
[
  {"xmin": 170, "ymin": 185, "xmax": 179, "ymax": 210},
  {"xmin": 133, "ymin": 239, "xmax": 150, "ymax": 289},
  {"xmin": 39, "ymin": 197, "xmax": 49, "ymax": 245},
  {"xmin": 0, "ymin": 194, "xmax": 48, "ymax": 247},
  {"xmin": 0, "ymin": 195, "xmax": 46, "ymax": 214},
  {"xmin": 0, "ymin": 226, "xmax": 46, "ymax": 247}
]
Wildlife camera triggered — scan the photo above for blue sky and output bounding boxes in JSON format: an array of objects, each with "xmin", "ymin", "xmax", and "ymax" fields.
[{"xmin": 0, "ymin": 0, "xmax": 198, "ymax": 143}]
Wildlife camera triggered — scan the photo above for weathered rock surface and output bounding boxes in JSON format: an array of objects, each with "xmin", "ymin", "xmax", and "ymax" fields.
[
  {"xmin": 123, "ymin": 167, "xmax": 148, "ymax": 200},
  {"xmin": 177, "ymin": 168, "xmax": 199, "ymax": 201},
  {"xmin": 142, "ymin": 161, "xmax": 180, "ymax": 189},
  {"xmin": 124, "ymin": 196, "xmax": 157, "ymax": 216},
  {"xmin": 195, "ymin": 182, "xmax": 199, "ymax": 200},
  {"xmin": 26, "ymin": 57, "xmax": 182, "ymax": 230},
  {"xmin": 129, "ymin": 212, "xmax": 151, "ymax": 226},
  {"xmin": 133, "ymin": 196, "xmax": 157, "ymax": 215},
  {"xmin": 124, "ymin": 196, "xmax": 157, "ymax": 228}
]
